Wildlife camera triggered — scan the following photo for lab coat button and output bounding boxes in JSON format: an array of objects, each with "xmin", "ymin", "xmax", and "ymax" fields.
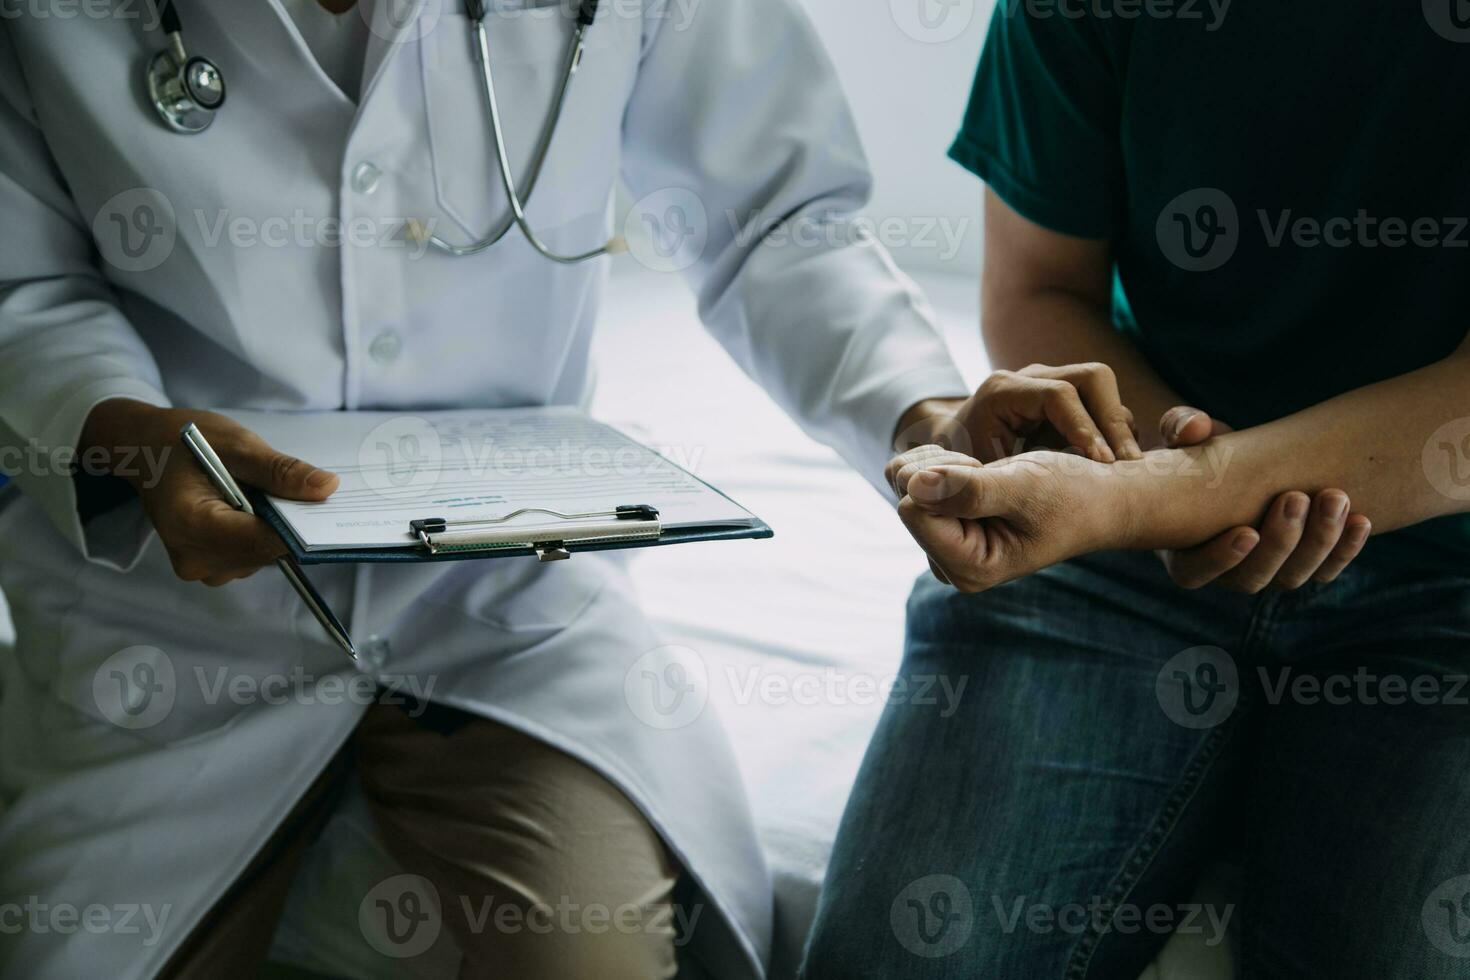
[
  {"xmin": 351, "ymin": 161, "xmax": 382, "ymax": 195},
  {"xmin": 362, "ymin": 635, "xmax": 391, "ymax": 668},
  {"xmin": 369, "ymin": 329, "xmax": 402, "ymax": 364}
]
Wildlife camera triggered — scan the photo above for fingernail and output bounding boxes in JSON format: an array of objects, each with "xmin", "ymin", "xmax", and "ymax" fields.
[
  {"xmin": 1092, "ymin": 438, "xmax": 1115, "ymax": 463},
  {"xmin": 307, "ymin": 469, "xmax": 337, "ymax": 490},
  {"xmin": 1170, "ymin": 410, "xmax": 1197, "ymax": 441},
  {"xmin": 1123, "ymin": 437, "xmax": 1143, "ymax": 460},
  {"xmin": 1285, "ymin": 495, "xmax": 1309, "ymax": 522},
  {"xmin": 911, "ymin": 470, "xmax": 946, "ymax": 502},
  {"xmin": 1231, "ymin": 531, "xmax": 1257, "ymax": 555},
  {"xmin": 1325, "ymin": 495, "xmax": 1348, "ymax": 522}
]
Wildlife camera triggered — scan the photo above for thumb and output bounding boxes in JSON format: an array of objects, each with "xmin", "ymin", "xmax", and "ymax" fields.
[
  {"xmin": 1160, "ymin": 406, "xmax": 1215, "ymax": 448},
  {"xmin": 226, "ymin": 432, "xmax": 339, "ymax": 501},
  {"xmin": 907, "ymin": 463, "xmax": 1020, "ymax": 520}
]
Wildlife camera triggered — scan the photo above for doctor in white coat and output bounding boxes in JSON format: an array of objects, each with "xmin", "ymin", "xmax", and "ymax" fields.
[{"xmin": 0, "ymin": 0, "xmax": 983, "ymax": 976}]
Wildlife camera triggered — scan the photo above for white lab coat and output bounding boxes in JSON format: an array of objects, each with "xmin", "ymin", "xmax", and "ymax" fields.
[{"xmin": 0, "ymin": 1, "xmax": 966, "ymax": 976}]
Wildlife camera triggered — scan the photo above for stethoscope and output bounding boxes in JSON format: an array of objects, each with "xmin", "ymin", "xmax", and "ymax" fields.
[{"xmin": 143, "ymin": 0, "xmax": 620, "ymax": 264}]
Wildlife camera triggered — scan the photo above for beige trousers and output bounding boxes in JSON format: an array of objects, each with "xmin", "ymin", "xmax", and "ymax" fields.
[{"xmin": 158, "ymin": 700, "xmax": 681, "ymax": 979}]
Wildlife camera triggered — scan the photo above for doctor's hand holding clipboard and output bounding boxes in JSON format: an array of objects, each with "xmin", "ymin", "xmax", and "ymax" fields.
[{"xmin": 78, "ymin": 398, "xmax": 340, "ymax": 587}]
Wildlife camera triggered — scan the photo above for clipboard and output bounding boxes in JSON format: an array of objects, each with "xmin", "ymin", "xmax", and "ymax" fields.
[
  {"xmin": 252, "ymin": 487, "xmax": 773, "ymax": 566},
  {"xmin": 229, "ymin": 406, "xmax": 773, "ymax": 566}
]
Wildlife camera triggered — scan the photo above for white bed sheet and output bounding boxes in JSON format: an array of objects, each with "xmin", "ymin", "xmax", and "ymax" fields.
[{"xmin": 587, "ymin": 264, "xmax": 982, "ymax": 975}]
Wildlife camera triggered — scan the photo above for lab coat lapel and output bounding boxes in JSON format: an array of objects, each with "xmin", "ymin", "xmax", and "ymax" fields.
[
  {"xmin": 204, "ymin": 0, "xmax": 357, "ymax": 112},
  {"xmin": 259, "ymin": 0, "xmax": 361, "ymax": 108},
  {"xmin": 357, "ymin": 0, "xmax": 437, "ymax": 105}
]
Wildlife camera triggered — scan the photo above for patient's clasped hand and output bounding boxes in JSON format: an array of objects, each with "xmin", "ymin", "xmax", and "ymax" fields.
[{"xmin": 887, "ymin": 363, "xmax": 1366, "ymax": 596}]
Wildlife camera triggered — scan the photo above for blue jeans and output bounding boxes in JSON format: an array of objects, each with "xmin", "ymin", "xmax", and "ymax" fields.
[{"xmin": 802, "ymin": 541, "xmax": 1470, "ymax": 979}]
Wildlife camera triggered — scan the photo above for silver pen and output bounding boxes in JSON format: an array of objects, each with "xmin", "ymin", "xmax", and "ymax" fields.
[{"xmin": 179, "ymin": 422, "xmax": 358, "ymax": 661}]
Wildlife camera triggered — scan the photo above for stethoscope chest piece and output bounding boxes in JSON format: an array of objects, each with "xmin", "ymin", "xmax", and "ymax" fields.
[{"xmin": 146, "ymin": 46, "xmax": 225, "ymax": 135}]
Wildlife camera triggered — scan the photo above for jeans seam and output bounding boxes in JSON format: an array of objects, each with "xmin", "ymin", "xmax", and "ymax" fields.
[
  {"xmin": 1061, "ymin": 715, "xmax": 1244, "ymax": 979},
  {"xmin": 1237, "ymin": 859, "xmax": 1257, "ymax": 980}
]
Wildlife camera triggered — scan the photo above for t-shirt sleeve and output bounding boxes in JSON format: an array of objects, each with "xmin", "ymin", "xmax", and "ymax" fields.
[{"xmin": 949, "ymin": 4, "xmax": 1124, "ymax": 239}]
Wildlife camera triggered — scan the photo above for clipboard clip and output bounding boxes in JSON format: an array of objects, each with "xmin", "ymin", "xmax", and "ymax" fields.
[{"xmin": 409, "ymin": 504, "xmax": 661, "ymax": 561}]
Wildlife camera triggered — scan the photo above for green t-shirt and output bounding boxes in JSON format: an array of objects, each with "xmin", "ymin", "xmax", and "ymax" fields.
[{"xmin": 951, "ymin": 1, "xmax": 1470, "ymax": 561}]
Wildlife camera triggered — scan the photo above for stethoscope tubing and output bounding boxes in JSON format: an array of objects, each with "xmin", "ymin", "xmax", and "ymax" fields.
[
  {"xmin": 146, "ymin": 0, "xmax": 615, "ymax": 264},
  {"xmin": 420, "ymin": 17, "xmax": 604, "ymax": 262}
]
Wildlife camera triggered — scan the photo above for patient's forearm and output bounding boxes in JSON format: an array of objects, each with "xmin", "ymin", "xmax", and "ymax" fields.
[
  {"xmin": 986, "ymin": 291, "xmax": 1190, "ymax": 448},
  {"xmin": 1116, "ymin": 350, "xmax": 1470, "ymax": 550}
]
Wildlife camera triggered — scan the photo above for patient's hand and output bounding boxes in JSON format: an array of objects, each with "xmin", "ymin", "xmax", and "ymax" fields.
[
  {"xmin": 886, "ymin": 445, "xmax": 1131, "ymax": 593},
  {"xmin": 1153, "ymin": 407, "xmax": 1371, "ymax": 592}
]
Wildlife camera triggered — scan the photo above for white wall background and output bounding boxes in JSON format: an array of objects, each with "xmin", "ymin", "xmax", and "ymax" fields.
[
  {"xmin": 616, "ymin": 0, "xmax": 994, "ymax": 279},
  {"xmin": 794, "ymin": 0, "xmax": 993, "ymax": 275}
]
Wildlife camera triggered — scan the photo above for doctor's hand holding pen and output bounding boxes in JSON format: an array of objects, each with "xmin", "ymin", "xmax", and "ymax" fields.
[{"xmin": 79, "ymin": 398, "xmax": 340, "ymax": 586}]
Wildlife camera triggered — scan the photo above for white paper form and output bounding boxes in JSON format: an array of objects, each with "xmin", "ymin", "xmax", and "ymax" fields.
[{"xmin": 221, "ymin": 407, "xmax": 760, "ymax": 552}]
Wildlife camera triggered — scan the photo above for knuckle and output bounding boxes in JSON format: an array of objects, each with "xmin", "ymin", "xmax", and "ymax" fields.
[
  {"xmin": 178, "ymin": 497, "xmax": 218, "ymax": 536},
  {"xmin": 253, "ymin": 535, "xmax": 282, "ymax": 565},
  {"xmin": 977, "ymin": 373, "xmax": 1007, "ymax": 395},
  {"xmin": 1170, "ymin": 566, "xmax": 1208, "ymax": 590},
  {"xmin": 269, "ymin": 454, "xmax": 305, "ymax": 488},
  {"xmin": 956, "ymin": 477, "xmax": 987, "ymax": 509},
  {"xmin": 171, "ymin": 555, "xmax": 209, "ymax": 582},
  {"xmin": 1040, "ymin": 380, "xmax": 1078, "ymax": 405},
  {"xmin": 896, "ymin": 496, "xmax": 924, "ymax": 524}
]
